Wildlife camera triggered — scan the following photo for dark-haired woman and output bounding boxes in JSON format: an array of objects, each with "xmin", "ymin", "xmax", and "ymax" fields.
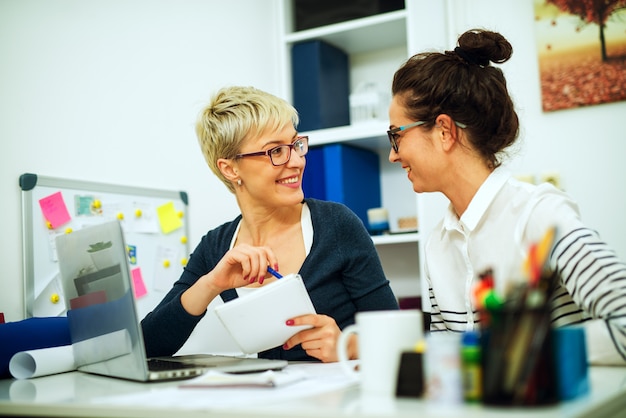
[{"xmin": 388, "ymin": 29, "xmax": 625, "ymax": 364}]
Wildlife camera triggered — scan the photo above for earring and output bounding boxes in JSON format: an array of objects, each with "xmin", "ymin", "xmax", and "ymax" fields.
[{"xmin": 237, "ymin": 179, "xmax": 242, "ymax": 186}]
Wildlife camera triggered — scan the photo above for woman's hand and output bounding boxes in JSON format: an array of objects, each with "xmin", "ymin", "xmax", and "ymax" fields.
[
  {"xmin": 283, "ymin": 314, "xmax": 357, "ymax": 363},
  {"xmin": 182, "ymin": 244, "xmax": 278, "ymax": 316},
  {"xmin": 207, "ymin": 243, "xmax": 279, "ymax": 290}
]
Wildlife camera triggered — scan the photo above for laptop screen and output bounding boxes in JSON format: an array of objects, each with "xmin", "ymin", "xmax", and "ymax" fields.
[{"xmin": 56, "ymin": 220, "xmax": 151, "ymax": 381}]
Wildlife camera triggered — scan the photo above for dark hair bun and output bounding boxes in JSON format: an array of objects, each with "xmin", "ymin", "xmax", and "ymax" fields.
[{"xmin": 457, "ymin": 29, "xmax": 513, "ymax": 66}]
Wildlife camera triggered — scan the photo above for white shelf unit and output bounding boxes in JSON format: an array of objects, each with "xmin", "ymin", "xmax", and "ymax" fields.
[{"xmin": 276, "ymin": 1, "xmax": 425, "ymax": 301}]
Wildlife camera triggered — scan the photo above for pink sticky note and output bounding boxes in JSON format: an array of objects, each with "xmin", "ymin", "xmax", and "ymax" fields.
[
  {"xmin": 131, "ymin": 267, "xmax": 148, "ymax": 299},
  {"xmin": 38, "ymin": 191, "xmax": 71, "ymax": 228}
]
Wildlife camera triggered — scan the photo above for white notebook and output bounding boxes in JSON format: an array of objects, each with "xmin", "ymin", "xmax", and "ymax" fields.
[{"xmin": 214, "ymin": 274, "xmax": 316, "ymax": 354}]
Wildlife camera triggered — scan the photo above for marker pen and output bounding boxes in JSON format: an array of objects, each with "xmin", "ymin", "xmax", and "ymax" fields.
[{"xmin": 267, "ymin": 266, "xmax": 283, "ymax": 279}]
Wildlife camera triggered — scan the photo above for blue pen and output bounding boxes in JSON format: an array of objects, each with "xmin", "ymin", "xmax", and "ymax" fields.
[{"xmin": 267, "ymin": 266, "xmax": 283, "ymax": 279}]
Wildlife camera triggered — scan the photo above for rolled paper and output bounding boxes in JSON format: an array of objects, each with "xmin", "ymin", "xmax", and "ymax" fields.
[{"xmin": 0, "ymin": 317, "xmax": 71, "ymax": 378}]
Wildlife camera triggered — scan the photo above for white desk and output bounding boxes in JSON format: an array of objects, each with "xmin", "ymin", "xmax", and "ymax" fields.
[{"xmin": 0, "ymin": 364, "xmax": 624, "ymax": 418}]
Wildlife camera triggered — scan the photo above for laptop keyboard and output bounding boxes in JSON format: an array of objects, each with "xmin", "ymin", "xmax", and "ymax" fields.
[{"xmin": 147, "ymin": 358, "xmax": 203, "ymax": 371}]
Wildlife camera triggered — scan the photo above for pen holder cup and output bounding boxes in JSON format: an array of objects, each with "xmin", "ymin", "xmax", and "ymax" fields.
[{"xmin": 479, "ymin": 306, "xmax": 558, "ymax": 406}]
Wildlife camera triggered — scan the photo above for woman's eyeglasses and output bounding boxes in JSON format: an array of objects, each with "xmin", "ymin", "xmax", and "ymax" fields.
[
  {"xmin": 235, "ymin": 136, "xmax": 309, "ymax": 166},
  {"xmin": 387, "ymin": 121, "xmax": 426, "ymax": 153},
  {"xmin": 387, "ymin": 120, "xmax": 467, "ymax": 153}
]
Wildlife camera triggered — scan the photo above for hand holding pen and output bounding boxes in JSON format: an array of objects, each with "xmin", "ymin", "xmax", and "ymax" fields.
[
  {"xmin": 181, "ymin": 244, "xmax": 280, "ymax": 316},
  {"xmin": 206, "ymin": 243, "xmax": 280, "ymax": 288}
]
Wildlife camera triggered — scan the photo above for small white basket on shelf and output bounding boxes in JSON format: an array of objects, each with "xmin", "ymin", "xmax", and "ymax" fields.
[{"xmin": 349, "ymin": 82, "xmax": 391, "ymax": 124}]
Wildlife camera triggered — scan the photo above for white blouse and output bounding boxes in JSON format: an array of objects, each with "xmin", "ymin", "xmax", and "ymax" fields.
[{"xmin": 425, "ymin": 167, "xmax": 626, "ymax": 365}]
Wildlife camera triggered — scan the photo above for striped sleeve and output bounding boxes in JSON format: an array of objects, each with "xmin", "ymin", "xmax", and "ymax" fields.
[{"xmin": 551, "ymin": 227, "xmax": 626, "ymax": 362}]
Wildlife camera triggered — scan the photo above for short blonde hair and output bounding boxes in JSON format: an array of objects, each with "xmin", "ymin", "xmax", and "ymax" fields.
[{"xmin": 195, "ymin": 86, "xmax": 299, "ymax": 193}]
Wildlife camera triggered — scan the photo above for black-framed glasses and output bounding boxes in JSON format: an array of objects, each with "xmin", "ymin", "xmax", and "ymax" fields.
[
  {"xmin": 235, "ymin": 136, "xmax": 309, "ymax": 166},
  {"xmin": 387, "ymin": 121, "xmax": 426, "ymax": 153},
  {"xmin": 387, "ymin": 120, "xmax": 467, "ymax": 153}
]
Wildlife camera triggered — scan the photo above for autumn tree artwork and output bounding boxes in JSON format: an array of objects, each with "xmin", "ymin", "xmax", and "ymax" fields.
[{"xmin": 534, "ymin": 0, "xmax": 626, "ymax": 111}]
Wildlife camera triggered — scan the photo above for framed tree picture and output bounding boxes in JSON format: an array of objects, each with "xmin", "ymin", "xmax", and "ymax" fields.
[{"xmin": 533, "ymin": 0, "xmax": 626, "ymax": 111}]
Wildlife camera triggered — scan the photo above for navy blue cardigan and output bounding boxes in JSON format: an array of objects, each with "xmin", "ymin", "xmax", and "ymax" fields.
[{"xmin": 141, "ymin": 198, "xmax": 399, "ymax": 361}]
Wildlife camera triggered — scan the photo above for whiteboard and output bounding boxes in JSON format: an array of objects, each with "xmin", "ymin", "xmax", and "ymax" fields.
[{"xmin": 20, "ymin": 173, "xmax": 190, "ymax": 321}]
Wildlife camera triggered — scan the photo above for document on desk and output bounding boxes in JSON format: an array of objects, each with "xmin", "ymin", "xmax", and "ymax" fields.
[
  {"xmin": 91, "ymin": 361, "xmax": 359, "ymax": 410},
  {"xmin": 180, "ymin": 369, "xmax": 306, "ymax": 388}
]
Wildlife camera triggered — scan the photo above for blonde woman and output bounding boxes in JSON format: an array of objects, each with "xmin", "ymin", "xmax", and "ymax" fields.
[{"xmin": 142, "ymin": 86, "xmax": 398, "ymax": 362}]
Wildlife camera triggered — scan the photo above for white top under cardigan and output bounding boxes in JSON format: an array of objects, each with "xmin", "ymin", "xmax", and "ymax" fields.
[{"xmin": 232, "ymin": 202, "xmax": 313, "ymax": 298}]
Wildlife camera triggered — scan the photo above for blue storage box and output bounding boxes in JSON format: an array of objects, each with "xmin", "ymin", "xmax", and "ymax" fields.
[
  {"xmin": 292, "ymin": 40, "xmax": 350, "ymax": 131},
  {"xmin": 303, "ymin": 144, "xmax": 381, "ymax": 227}
]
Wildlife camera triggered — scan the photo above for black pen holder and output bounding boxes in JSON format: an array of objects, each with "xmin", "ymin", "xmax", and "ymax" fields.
[{"xmin": 480, "ymin": 306, "xmax": 558, "ymax": 406}]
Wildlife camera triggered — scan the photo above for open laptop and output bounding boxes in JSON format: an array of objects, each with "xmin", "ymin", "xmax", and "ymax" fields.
[{"xmin": 55, "ymin": 220, "xmax": 287, "ymax": 382}]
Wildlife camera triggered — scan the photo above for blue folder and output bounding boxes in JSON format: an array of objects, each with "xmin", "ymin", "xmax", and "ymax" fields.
[{"xmin": 292, "ymin": 40, "xmax": 350, "ymax": 131}]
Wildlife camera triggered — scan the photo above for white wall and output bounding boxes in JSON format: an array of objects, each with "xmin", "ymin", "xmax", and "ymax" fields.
[{"xmin": 0, "ymin": 0, "xmax": 281, "ymax": 321}]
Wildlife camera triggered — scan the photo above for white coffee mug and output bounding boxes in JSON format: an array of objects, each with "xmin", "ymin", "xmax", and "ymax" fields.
[{"xmin": 337, "ymin": 309, "xmax": 422, "ymax": 397}]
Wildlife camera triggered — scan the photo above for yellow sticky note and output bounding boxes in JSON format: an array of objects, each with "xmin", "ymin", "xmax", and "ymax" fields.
[{"xmin": 157, "ymin": 201, "xmax": 183, "ymax": 234}]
